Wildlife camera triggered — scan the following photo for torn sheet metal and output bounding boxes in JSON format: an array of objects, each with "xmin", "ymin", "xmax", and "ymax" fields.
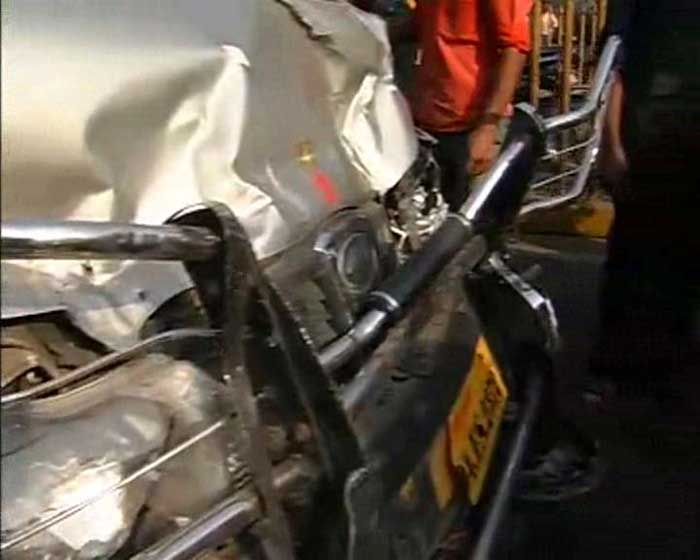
[
  {"xmin": 277, "ymin": 0, "xmax": 417, "ymax": 191},
  {"xmin": 1, "ymin": 260, "xmax": 192, "ymax": 350},
  {"xmin": 1, "ymin": 353, "xmax": 243, "ymax": 559},
  {"xmin": 1, "ymin": 0, "xmax": 416, "ymax": 347}
]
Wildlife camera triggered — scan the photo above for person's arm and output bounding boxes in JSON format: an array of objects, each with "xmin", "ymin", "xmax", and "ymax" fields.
[
  {"xmin": 599, "ymin": 70, "xmax": 628, "ymax": 188},
  {"xmin": 597, "ymin": 0, "xmax": 637, "ymax": 189},
  {"xmin": 468, "ymin": 0, "xmax": 532, "ymax": 175},
  {"xmin": 483, "ymin": 48, "xmax": 527, "ymax": 119}
]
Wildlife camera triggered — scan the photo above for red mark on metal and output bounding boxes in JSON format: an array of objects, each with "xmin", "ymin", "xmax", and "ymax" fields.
[{"xmin": 312, "ymin": 169, "xmax": 340, "ymax": 207}]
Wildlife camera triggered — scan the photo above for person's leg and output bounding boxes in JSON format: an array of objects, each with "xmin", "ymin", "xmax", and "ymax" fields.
[
  {"xmin": 591, "ymin": 211, "xmax": 672, "ymax": 391},
  {"xmin": 590, "ymin": 141, "xmax": 700, "ymax": 399},
  {"xmin": 517, "ymin": 347, "xmax": 603, "ymax": 501},
  {"xmin": 427, "ymin": 130, "xmax": 471, "ymax": 212},
  {"xmin": 428, "ymin": 119, "xmax": 510, "ymax": 213}
]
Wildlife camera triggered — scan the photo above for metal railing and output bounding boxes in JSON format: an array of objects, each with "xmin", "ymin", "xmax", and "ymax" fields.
[
  {"xmin": 520, "ymin": 35, "xmax": 621, "ymax": 216},
  {"xmin": 543, "ymin": 36, "xmax": 620, "ymax": 133}
]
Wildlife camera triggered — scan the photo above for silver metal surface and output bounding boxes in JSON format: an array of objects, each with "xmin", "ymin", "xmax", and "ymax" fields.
[
  {"xmin": 445, "ymin": 211, "xmax": 473, "ymax": 230},
  {"xmin": 0, "ymin": 259, "xmax": 196, "ymax": 351},
  {"xmin": 529, "ymin": 167, "xmax": 581, "ymax": 191},
  {"xmin": 543, "ymin": 36, "xmax": 622, "ymax": 132},
  {"xmin": 488, "ymin": 253, "xmax": 560, "ymax": 352},
  {"xmin": 367, "ymin": 291, "xmax": 400, "ymax": 314},
  {"xmin": 459, "ymin": 140, "xmax": 528, "ymax": 223},
  {"xmin": 0, "ymin": 263, "xmax": 65, "ymax": 319},
  {"xmin": 134, "ymin": 456, "xmax": 319, "ymax": 560},
  {"xmin": 344, "ymin": 466, "xmax": 385, "ymax": 560},
  {"xmin": 133, "ymin": 492, "xmax": 260, "ymax": 560},
  {"xmin": 313, "ymin": 208, "xmax": 389, "ymax": 303},
  {"xmin": 387, "ymin": 133, "xmax": 447, "ymax": 254},
  {"xmin": 2, "ymin": 0, "xmax": 416, "ymax": 355},
  {"xmin": 1, "ymin": 419, "xmax": 228, "ymax": 552},
  {"xmin": 1, "ymin": 328, "xmax": 219, "ymax": 405},
  {"xmin": 521, "ymin": 71, "xmax": 611, "ymax": 215},
  {"xmin": 520, "ymin": 35, "xmax": 619, "ymax": 216},
  {"xmin": 322, "ymin": 230, "xmax": 487, "ymax": 379},
  {"xmin": 472, "ymin": 369, "xmax": 544, "ymax": 560},
  {"xmin": 340, "ymin": 367, "xmax": 376, "ymax": 411},
  {"xmin": 2, "ymin": 353, "xmax": 243, "ymax": 558},
  {"xmin": 2, "ymin": 0, "xmax": 415, "ymax": 261},
  {"xmin": 540, "ymin": 136, "xmax": 596, "ymax": 161},
  {"xmin": 319, "ymin": 309, "xmax": 389, "ymax": 373},
  {"xmin": 1, "ymin": 221, "xmax": 219, "ymax": 261}
]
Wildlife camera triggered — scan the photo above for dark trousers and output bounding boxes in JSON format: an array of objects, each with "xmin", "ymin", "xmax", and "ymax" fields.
[
  {"xmin": 427, "ymin": 122, "xmax": 509, "ymax": 212},
  {"xmin": 592, "ymin": 110, "xmax": 700, "ymax": 386},
  {"xmin": 429, "ymin": 129, "xmax": 472, "ymax": 212},
  {"xmin": 593, "ymin": 202, "xmax": 700, "ymax": 385}
]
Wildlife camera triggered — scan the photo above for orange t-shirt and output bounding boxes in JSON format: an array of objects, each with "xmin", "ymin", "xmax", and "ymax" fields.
[{"xmin": 411, "ymin": 0, "xmax": 533, "ymax": 132}]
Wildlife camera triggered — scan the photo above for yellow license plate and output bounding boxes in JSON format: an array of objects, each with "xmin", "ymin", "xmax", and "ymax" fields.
[{"xmin": 448, "ymin": 337, "xmax": 509, "ymax": 505}]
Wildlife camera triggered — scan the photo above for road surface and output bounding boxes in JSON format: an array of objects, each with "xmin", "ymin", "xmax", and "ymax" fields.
[{"xmin": 503, "ymin": 234, "xmax": 700, "ymax": 559}]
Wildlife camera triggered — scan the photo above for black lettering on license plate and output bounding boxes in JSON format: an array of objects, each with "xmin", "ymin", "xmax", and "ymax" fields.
[{"xmin": 466, "ymin": 374, "xmax": 505, "ymax": 478}]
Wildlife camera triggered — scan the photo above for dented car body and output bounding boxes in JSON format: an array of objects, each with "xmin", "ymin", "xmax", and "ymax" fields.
[
  {"xmin": 1, "ymin": 1, "xmax": 621, "ymax": 558},
  {"xmin": 2, "ymin": 0, "xmax": 415, "ymax": 349}
]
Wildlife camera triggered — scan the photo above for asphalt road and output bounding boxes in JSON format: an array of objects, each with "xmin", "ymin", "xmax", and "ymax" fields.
[{"xmin": 504, "ymin": 234, "xmax": 700, "ymax": 559}]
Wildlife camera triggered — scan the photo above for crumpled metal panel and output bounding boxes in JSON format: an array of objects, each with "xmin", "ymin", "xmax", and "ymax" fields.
[
  {"xmin": 277, "ymin": 0, "xmax": 417, "ymax": 191},
  {"xmin": 1, "ymin": 353, "xmax": 242, "ymax": 559},
  {"xmin": 1, "ymin": 260, "xmax": 192, "ymax": 350},
  {"xmin": 1, "ymin": 0, "xmax": 415, "ymax": 346}
]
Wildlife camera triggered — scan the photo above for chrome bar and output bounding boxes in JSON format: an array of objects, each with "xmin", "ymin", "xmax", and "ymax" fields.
[
  {"xmin": 1, "ymin": 328, "xmax": 219, "ymax": 405},
  {"xmin": 521, "ymin": 72, "xmax": 610, "ymax": 216},
  {"xmin": 543, "ymin": 35, "xmax": 621, "ymax": 132},
  {"xmin": 520, "ymin": 36, "xmax": 618, "ymax": 215},
  {"xmin": 530, "ymin": 167, "xmax": 580, "ymax": 190},
  {"xmin": 461, "ymin": 141, "xmax": 528, "ymax": 223},
  {"xmin": 319, "ymin": 310, "xmax": 389, "ymax": 373},
  {"xmin": 472, "ymin": 369, "xmax": 544, "ymax": 560},
  {"xmin": 133, "ymin": 456, "xmax": 318, "ymax": 560},
  {"xmin": 323, "ymin": 233, "xmax": 488, "ymax": 376},
  {"xmin": 1, "ymin": 220, "xmax": 220, "ymax": 261},
  {"xmin": 135, "ymin": 495, "xmax": 260, "ymax": 560},
  {"xmin": 541, "ymin": 135, "xmax": 596, "ymax": 161},
  {"xmin": 1, "ymin": 418, "xmax": 229, "ymax": 551},
  {"xmin": 319, "ymin": 117, "xmax": 534, "ymax": 376}
]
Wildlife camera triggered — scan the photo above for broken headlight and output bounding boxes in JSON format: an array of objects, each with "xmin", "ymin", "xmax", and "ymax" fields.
[{"xmin": 313, "ymin": 207, "xmax": 396, "ymax": 323}]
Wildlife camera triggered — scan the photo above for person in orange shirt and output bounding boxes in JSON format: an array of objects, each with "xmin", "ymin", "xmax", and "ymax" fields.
[{"xmin": 404, "ymin": 0, "xmax": 533, "ymax": 211}]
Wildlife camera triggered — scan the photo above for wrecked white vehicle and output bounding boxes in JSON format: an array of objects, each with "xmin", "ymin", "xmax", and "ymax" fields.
[
  {"xmin": 1, "ymin": 0, "xmax": 621, "ymax": 558},
  {"xmin": 1, "ymin": 0, "xmax": 419, "ymax": 351},
  {"xmin": 2, "ymin": 1, "xmax": 413, "ymax": 556}
]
